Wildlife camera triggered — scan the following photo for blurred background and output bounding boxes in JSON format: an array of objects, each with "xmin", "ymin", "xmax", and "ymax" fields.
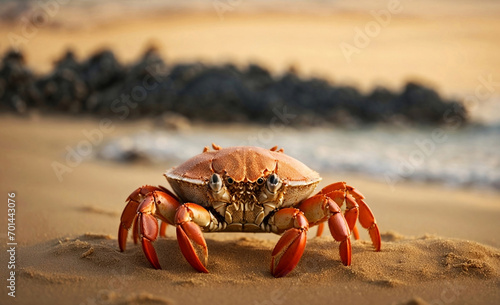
[{"xmin": 1, "ymin": 0, "xmax": 499, "ymax": 246}]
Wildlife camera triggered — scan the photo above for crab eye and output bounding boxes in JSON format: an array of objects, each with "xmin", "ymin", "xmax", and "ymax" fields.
[
  {"xmin": 266, "ymin": 174, "xmax": 281, "ymax": 193},
  {"xmin": 226, "ymin": 176, "xmax": 234, "ymax": 185},
  {"xmin": 257, "ymin": 177, "xmax": 265, "ymax": 185},
  {"xmin": 209, "ymin": 173, "xmax": 222, "ymax": 192}
]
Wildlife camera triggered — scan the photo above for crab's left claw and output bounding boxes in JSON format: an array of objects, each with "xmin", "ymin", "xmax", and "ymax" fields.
[
  {"xmin": 270, "ymin": 208, "xmax": 309, "ymax": 278},
  {"xmin": 175, "ymin": 203, "xmax": 211, "ymax": 273}
]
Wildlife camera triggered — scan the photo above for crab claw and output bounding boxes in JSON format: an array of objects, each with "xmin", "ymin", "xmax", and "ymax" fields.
[
  {"xmin": 175, "ymin": 203, "xmax": 211, "ymax": 273},
  {"xmin": 270, "ymin": 208, "xmax": 309, "ymax": 278},
  {"xmin": 271, "ymin": 228, "xmax": 307, "ymax": 278},
  {"xmin": 177, "ymin": 222, "xmax": 208, "ymax": 273}
]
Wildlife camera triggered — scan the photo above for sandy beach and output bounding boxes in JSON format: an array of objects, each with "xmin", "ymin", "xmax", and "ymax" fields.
[
  {"xmin": 1, "ymin": 1, "xmax": 500, "ymax": 304},
  {"xmin": 0, "ymin": 115, "xmax": 499, "ymax": 304}
]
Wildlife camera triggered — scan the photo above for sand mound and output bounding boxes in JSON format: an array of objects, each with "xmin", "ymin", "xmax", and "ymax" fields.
[
  {"xmin": 98, "ymin": 291, "xmax": 173, "ymax": 305},
  {"xmin": 79, "ymin": 205, "xmax": 120, "ymax": 217},
  {"xmin": 52, "ymin": 233, "xmax": 126, "ymax": 267},
  {"xmin": 24, "ymin": 232, "xmax": 500, "ymax": 282},
  {"xmin": 19, "ymin": 267, "xmax": 85, "ymax": 284},
  {"xmin": 17, "ymin": 231, "xmax": 500, "ymax": 305},
  {"xmin": 357, "ymin": 233, "xmax": 499, "ymax": 281}
]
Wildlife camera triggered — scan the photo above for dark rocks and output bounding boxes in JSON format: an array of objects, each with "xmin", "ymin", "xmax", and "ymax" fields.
[
  {"xmin": 0, "ymin": 50, "xmax": 42, "ymax": 113},
  {"xmin": 0, "ymin": 49, "xmax": 468, "ymax": 126},
  {"xmin": 36, "ymin": 50, "xmax": 88, "ymax": 113}
]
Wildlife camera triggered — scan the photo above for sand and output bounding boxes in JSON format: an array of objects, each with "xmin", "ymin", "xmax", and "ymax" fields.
[
  {"xmin": 1, "ymin": 115, "xmax": 500, "ymax": 305},
  {"xmin": 14, "ymin": 232, "xmax": 500, "ymax": 305}
]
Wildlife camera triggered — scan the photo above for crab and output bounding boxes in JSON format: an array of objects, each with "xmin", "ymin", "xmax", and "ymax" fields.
[{"xmin": 118, "ymin": 144, "xmax": 381, "ymax": 277}]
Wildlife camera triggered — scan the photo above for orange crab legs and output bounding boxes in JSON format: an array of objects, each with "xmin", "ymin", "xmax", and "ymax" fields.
[
  {"xmin": 270, "ymin": 208, "xmax": 309, "ymax": 278},
  {"xmin": 118, "ymin": 185, "xmax": 180, "ymax": 268},
  {"xmin": 299, "ymin": 193, "xmax": 352, "ymax": 266},
  {"xmin": 175, "ymin": 203, "xmax": 211, "ymax": 273},
  {"xmin": 314, "ymin": 182, "xmax": 381, "ymax": 252}
]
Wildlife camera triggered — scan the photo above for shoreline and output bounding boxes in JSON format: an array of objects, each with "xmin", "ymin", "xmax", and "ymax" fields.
[{"xmin": 1, "ymin": 114, "xmax": 499, "ymax": 245}]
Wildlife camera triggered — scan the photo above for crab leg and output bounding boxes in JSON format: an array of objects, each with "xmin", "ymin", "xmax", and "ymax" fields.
[
  {"xmin": 175, "ymin": 203, "xmax": 211, "ymax": 273},
  {"xmin": 314, "ymin": 182, "xmax": 358, "ymax": 239},
  {"xmin": 352, "ymin": 225, "xmax": 360, "ymax": 240},
  {"xmin": 318, "ymin": 182, "xmax": 381, "ymax": 251},
  {"xmin": 299, "ymin": 194, "xmax": 352, "ymax": 266},
  {"xmin": 138, "ymin": 198, "xmax": 161, "ymax": 269},
  {"xmin": 316, "ymin": 222, "xmax": 360, "ymax": 239},
  {"xmin": 316, "ymin": 222, "xmax": 325, "ymax": 237},
  {"xmin": 319, "ymin": 182, "xmax": 359, "ymax": 231},
  {"xmin": 345, "ymin": 184, "xmax": 381, "ymax": 251},
  {"xmin": 270, "ymin": 208, "xmax": 309, "ymax": 278},
  {"xmin": 118, "ymin": 185, "xmax": 181, "ymax": 269},
  {"xmin": 119, "ymin": 185, "xmax": 162, "ymax": 251},
  {"xmin": 356, "ymin": 198, "xmax": 381, "ymax": 251},
  {"xmin": 159, "ymin": 221, "xmax": 168, "ymax": 237}
]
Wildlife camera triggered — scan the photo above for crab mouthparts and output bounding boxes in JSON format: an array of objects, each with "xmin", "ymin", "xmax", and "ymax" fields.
[{"xmin": 229, "ymin": 188, "xmax": 259, "ymax": 211}]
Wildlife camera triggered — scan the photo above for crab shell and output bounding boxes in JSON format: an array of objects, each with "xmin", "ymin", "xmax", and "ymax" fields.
[{"xmin": 164, "ymin": 146, "xmax": 322, "ymax": 208}]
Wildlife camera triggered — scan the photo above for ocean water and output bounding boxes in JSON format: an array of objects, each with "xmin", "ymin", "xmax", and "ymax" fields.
[{"xmin": 99, "ymin": 118, "xmax": 500, "ymax": 192}]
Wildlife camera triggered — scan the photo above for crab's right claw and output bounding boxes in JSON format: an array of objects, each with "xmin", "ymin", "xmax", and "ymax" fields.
[
  {"xmin": 270, "ymin": 208, "xmax": 309, "ymax": 278},
  {"xmin": 176, "ymin": 222, "xmax": 209, "ymax": 273},
  {"xmin": 175, "ymin": 203, "xmax": 210, "ymax": 273},
  {"xmin": 271, "ymin": 228, "xmax": 307, "ymax": 278}
]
